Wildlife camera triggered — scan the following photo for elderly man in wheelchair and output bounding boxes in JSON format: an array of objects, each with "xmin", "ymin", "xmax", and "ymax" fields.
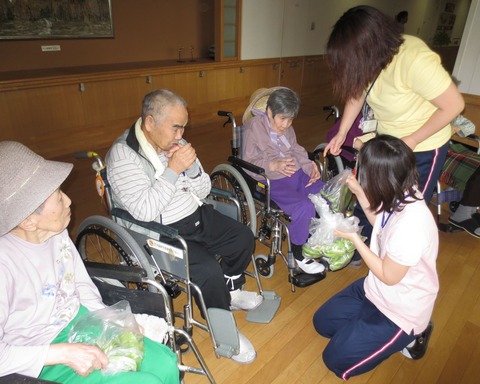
[
  {"xmin": 0, "ymin": 142, "xmax": 179, "ymax": 383},
  {"xmin": 105, "ymin": 89, "xmax": 263, "ymax": 364}
]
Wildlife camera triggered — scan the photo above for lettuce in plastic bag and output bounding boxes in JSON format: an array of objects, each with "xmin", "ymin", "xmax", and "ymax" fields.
[
  {"xmin": 68, "ymin": 300, "xmax": 144, "ymax": 375},
  {"xmin": 304, "ymin": 193, "xmax": 366, "ymax": 271}
]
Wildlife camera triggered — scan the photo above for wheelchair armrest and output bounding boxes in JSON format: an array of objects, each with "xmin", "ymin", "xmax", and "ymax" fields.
[
  {"xmin": 228, "ymin": 156, "xmax": 266, "ymax": 177},
  {"xmin": 210, "ymin": 186, "xmax": 235, "ymax": 199},
  {"xmin": 84, "ymin": 261, "xmax": 147, "ymax": 283},
  {"xmin": 111, "ymin": 207, "xmax": 179, "ymax": 239}
]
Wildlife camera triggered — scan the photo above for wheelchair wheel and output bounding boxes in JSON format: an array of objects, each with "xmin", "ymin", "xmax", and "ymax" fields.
[
  {"xmin": 76, "ymin": 215, "xmax": 155, "ymax": 285},
  {"xmin": 254, "ymin": 254, "xmax": 274, "ymax": 278},
  {"xmin": 211, "ymin": 163, "xmax": 257, "ymax": 235},
  {"xmin": 312, "ymin": 143, "xmax": 345, "ymax": 180}
]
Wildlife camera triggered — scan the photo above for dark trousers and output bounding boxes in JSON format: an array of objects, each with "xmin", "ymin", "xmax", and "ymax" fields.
[
  {"xmin": 167, "ymin": 204, "xmax": 254, "ymax": 310},
  {"xmin": 313, "ymin": 278, "xmax": 415, "ymax": 380},
  {"xmin": 461, "ymin": 166, "xmax": 480, "ymax": 206}
]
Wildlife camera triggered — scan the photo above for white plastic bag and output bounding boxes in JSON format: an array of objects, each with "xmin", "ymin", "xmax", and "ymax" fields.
[
  {"xmin": 320, "ymin": 169, "xmax": 354, "ymax": 213},
  {"xmin": 68, "ymin": 300, "xmax": 144, "ymax": 375},
  {"xmin": 303, "ymin": 194, "xmax": 363, "ymax": 271}
]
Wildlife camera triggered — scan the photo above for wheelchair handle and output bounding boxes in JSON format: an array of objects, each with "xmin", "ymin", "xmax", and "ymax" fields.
[
  {"xmin": 74, "ymin": 150, "xmax": 98, "ymax": 159},
  {"xmin": 74, "ymin": 151, "xmax": 106, "ymax": 170},
  {"xmin": 322, "ymin": 105, "xmax": 340, "ymax": 121},
  {"xmin": 218, "ymin": 110, "xmax": 237, "ymax": 128}
]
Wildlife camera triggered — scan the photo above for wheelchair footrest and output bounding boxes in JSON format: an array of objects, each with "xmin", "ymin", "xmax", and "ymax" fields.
[
  {"xmin": 207, "ymin": 307, "xmax": 239, "ymax": 358},
  {"xmin": 246, "ymin": 290, "xmax": 281, "ymax": 324},
  {"xmin": 289, "ymin": 272, "xmax": 326, "ymax": 288}
]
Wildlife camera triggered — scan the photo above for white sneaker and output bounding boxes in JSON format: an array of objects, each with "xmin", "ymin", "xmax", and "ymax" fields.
[
  {"xmin": 296, "ymin": 257, "xmax": 326, "ymax": 274},
  {"xmin": 230, "ymin": 289, "xmax": 263, "ymax": 311},
  {"xmin": 231, "ymin": 332, "xmax": 256, "ymax": 364}
]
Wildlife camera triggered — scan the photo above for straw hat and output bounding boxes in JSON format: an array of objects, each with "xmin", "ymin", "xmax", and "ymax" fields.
[
  {"xmin": 242, "ymin": 86, "xmax": 287, "ymax": 124},
  {"xmin": 0, "ymin": 141, "xmax": 73, "ymax": 236}
]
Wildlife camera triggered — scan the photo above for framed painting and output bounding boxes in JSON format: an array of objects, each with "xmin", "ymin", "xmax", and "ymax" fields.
[{"xmin": 0, "ymin": 0, "xmax": 113, "ymax": 40}]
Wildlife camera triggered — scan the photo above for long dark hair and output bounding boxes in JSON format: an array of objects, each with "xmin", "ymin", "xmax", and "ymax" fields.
[
  {"xmin": 358, "ymin": 135, "xmax": 420, "ymax": 214},
  {"xmin": 327, "ymin": 6, "xmax": 404, "ymax": 102}
]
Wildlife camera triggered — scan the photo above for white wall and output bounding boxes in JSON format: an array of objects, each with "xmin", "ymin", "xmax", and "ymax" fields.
[
  {"xmin": 453, "ymin": 0, "xmax": 480, "ymax": 94},
  {"xmin": 241, "ymin": 0, "xmax": 470, "ymax": 57},
  {"xmin": 241, "ymin": 0, "xmax": 284, "ymax": 59},
  {"xmin": 241, "ymin": 0, "xmax": 427, "ymax": 59},
  {"xmin": 241, "ymin": 0, "xmax": 479, "ymax": 94}
]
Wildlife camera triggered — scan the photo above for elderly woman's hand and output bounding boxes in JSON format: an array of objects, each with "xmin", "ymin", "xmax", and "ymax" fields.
[
  {"xmin": 46, "ymin": 342, "xmax": 109, "ymax": 376},
  {"xmin": 305, "ymin": 161, "xmax": 321, "ymax": 187},
  {"xmin": 269, "ymin": 158, "xmax": 297, "ymax": 177}
]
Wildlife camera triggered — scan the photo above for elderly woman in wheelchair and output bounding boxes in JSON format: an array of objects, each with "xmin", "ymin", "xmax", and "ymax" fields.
[
  {"xmin": 241, "ymin": 87, "xmax": 327, "ymax": 275},
  {"xmin": 0, "ymin": 142, "xmax": 179, "ymax": 383}
]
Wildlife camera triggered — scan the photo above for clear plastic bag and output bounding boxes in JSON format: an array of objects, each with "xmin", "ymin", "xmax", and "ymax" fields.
[
  {"xmin": 320, "ymin": 169, "xmax": 354, "ymax": 213},
  {"xmin": 68, "ymin": 300, "xmax": 144, "ymax": 375},
  {"xmin": 303, "ymin": 194, "xmax": 363, "ymax": 271}
]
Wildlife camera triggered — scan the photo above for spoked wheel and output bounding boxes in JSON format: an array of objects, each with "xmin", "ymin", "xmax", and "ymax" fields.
[
  {"xmin": 75, "ymin": 215, "xmax": 155, "ymax": 289},
  {"xmin": 312, "ymin": 143, "xmax": 345, "ymax": 181},
  {"xmin": 254, "ymin": 254, "xmax": 274, "ymax": 278},
  {"xmin": 211, "ymin": 163, "xmax": 257, "ymax": 235}
]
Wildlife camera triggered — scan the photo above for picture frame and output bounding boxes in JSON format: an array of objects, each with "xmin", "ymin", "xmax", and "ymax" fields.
[
  {"xmin": 445, "ymin": 2, "xmax": 456, "ymax": 13},
  {"xmin": 0, "ymin": 0, "xmax": 113, "ymax": 40}
]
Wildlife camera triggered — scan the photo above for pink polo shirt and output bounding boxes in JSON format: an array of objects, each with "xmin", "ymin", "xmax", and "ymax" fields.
[{"xmin": 364, "ymin": 196, "xmax": 439, "ymax": 335}]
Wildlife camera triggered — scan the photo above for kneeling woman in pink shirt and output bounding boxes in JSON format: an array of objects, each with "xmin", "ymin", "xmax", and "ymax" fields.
[{"xmin": 313, "ymin": 135, "xmax": 438, "ymax": 379}]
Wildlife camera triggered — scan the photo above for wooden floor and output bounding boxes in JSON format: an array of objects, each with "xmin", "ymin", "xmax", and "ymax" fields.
[{"xmin": 57, "ymin": 95, "xmax": 480, "ymax": 384}]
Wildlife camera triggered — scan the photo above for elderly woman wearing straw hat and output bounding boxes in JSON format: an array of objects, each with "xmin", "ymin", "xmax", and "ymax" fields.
[
  {"xmin": 0, "ymin": 141, "xmax": 179, "ymax": 383},
  {"xmin": 242, "ymin": 87, "xmax": 326, "ymax": 274}
]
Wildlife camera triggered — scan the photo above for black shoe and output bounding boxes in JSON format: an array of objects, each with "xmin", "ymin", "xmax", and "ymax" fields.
[
  {"xmin": 448, "ymin": 217, "xmax": 480, "ymax": 238},
  {"xmin": 401, "ymin": 321, "xmax": 434, "ymax": 360},
  {"xmin": 291, "ymin": 244, "xmax": 326, "ymax": 274}
]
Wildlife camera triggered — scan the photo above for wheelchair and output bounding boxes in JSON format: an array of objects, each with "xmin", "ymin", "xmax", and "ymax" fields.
[
  {"xmin": 210, "ymin": 106, "xmax": 359, "ymax": 291},
  {"xmin": 84, "ymin": 259, "xmax": 214, "ymax": 382},
  {"xmin": 74, "ymin": 151, "xmax": 280, "ymax": 382},
  {"xmin": 311, "ymin": 105, "xmax": 360, "ymax": 180},
  {"xmin": 434, "ymin": 138, "xmax": 480, "ymax": 231}
]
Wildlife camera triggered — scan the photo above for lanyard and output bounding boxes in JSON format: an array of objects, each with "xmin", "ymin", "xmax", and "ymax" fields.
[
  {"xmin": 362, "ymin": 75, "xmax": 379, "ymax": 117},
  {"xmin": 381, "ymin": 194, "xmax": 410, "ymax": 229}
]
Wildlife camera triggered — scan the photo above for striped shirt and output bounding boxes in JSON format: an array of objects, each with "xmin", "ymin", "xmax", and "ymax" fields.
[{"xmin": 106, "ymin": 128, "xmax": 211, "ymax": 226}]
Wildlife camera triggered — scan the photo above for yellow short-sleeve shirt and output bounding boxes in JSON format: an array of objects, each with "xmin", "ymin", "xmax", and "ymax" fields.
[{"xmin": 368, "ymin": 35, "xmax": 453, "ymax": 152}]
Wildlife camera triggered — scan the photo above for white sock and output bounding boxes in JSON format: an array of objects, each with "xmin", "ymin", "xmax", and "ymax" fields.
[
  {"xmin": 405, "ymin": 339, "xmax": 416, "ymax": 348},
  {"xmin": 451, "ymin": 205, "xmax": 476, "ymax": 222}
]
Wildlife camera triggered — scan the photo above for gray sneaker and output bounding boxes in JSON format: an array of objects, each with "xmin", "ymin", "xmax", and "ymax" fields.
[{"xmin": 230, "ymin": 289, "xmax": 263, "ymax": 311}]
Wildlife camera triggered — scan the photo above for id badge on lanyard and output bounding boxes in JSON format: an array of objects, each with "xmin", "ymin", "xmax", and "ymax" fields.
[
  {"xmin": 360, "ymin": 102, "xmax": 378, "ymax": 133},
  {"xmin": 359, "ymin": 76, "xmax": 379, "ymax": 133}
]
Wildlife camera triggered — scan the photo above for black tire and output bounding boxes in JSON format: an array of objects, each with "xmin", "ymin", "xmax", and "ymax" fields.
[
  {"xmin": 75, "ymin": 215, "xmax": 155, "ymax": 284},
  {"xmin": 211, "ymin": 163, "xmax": 257, "ymax": 235},
  {"xmin": 254, "ymin": 254, "xmax": 274, "ymax": 278}
]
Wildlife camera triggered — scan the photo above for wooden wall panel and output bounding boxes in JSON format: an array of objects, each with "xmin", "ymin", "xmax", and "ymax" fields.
[
  {"xmin": 463, "ymin": 93, "xmax": 480, "ymax": 127},
  {"xmin": 234, "ymin": 62, "xmax": 280, "ymax": 99},
  {"xmin": 280, "ymin": 57, "xmax": 304, "ymax": 94},
  {"xmin": 80, "ymin": 77, "xmax": 151, "ymax": 126},
  {"xmin": 0, "ymin": 84, "xmax": 84, "ymax": 155},
  {"xmin": 0, "ymin": 57, "xmax": 322, "ymax": 159}
]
